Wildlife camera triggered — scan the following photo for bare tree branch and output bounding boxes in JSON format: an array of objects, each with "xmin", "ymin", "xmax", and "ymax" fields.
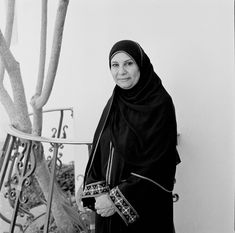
[
  {"xmin": 33, "ymin": 0, "xmax": 69, "ymax": 109},
  {"xmin": 0, "ymin": 0, "xmax": 16, "ymax": 119},
  {"xmin": 31, "ymin": 0, "xmax": 48, "ymax": 136},
  {"xmin": 1, "ymin": 1, "xmax": 81, "ymax": 231},
  {"xmin": 0, "ymin": 0, "xmax": 15, "ymax": 82},
  {"xmin": 0, "ymin": 85, "xmax": 15, "ymax": 120},
  {"xmin": 0, "ymin": 30, "xmax": 31, "ymax": 132},
  {"xmin": 35, "ymin": 0, "xmax": 48, "ymax": 96}
]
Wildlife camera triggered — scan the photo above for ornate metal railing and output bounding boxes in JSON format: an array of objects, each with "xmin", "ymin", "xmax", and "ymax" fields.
[
  {"xmin": 0, "ymin": 108, "xmax": 92, "ymax": 233},
  {"xmin": 0, "ymin": 107, "xmax": 179, "ymax": 233}
]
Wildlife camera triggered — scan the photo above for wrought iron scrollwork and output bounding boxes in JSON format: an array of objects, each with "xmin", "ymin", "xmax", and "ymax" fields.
[
  {"xmin": 62, "ymin": 125, "xmax": 68, "ymax": 139},
  {"xmin": 0, "ymin": 108, "xmax": 94, "ymax": 233},
  {"xmin": 51, "ymin": 128, "xmax": 57, "ymax": 138},
  {"xmin": 173, "ymin": 193, "xmax": 179, "ymax": 202}
]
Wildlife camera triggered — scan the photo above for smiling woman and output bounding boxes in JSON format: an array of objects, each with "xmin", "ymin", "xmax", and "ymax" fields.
[
  {"xmin": 81, "ymin": 39, "xmax": 180, "ymax": 233},
  {"xmin": 110, "ymin": 52, "xmax": 140, "ymax": 90}
]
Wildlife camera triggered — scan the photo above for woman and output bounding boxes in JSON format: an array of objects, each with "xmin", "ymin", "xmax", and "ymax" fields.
[{"xmin": 81, "ymin": 40, "xmax": 180, "ymax": 233}]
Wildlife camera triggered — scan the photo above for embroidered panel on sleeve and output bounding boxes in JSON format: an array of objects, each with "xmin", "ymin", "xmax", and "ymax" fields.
[
  {"xmin": 109, "ymin": 186, "xmax": 139, "ymax": 225},
  {"xmin": 82, "ymin": 181, "xmax": 110, "ymax": 197}
]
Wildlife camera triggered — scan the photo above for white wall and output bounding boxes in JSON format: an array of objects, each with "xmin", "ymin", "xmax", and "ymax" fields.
[{"xmin": 0, "ymin": 0, "xmax": 234, "ymax": 232}]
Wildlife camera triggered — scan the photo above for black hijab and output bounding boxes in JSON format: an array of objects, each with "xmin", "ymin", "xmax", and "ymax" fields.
[
  {"xmin": 109, "ymin": 40, "xmax": 179, "ymax": 164},
  {"xmin": 86, "ymin": 40, "xmax": 180, "ymax": 190}
]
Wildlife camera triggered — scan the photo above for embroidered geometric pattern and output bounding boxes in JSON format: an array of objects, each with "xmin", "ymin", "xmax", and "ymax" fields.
[
  {"xmin": 109, "ymin": 186, "xmax": 139, "ymax": 225},
  {"xmin": 83, "ymin": 181, "xmax": 110, "ymax": 197}
]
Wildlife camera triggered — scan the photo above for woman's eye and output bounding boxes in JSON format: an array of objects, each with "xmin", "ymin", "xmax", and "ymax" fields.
[
  {"xmin": 126, "ymin": 61, "xmax": 134, "ymax": 66},
  {"xmin": 111, "ymin": 63, "xmax": 119, "ymax": 68}
]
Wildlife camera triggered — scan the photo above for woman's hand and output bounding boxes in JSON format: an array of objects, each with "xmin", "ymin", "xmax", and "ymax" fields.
[{"xmin": 95, "ymin": 194, "xmax": 116, "ymax": 217}]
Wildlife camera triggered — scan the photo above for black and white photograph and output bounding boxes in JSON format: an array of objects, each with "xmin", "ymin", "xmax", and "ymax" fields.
[{"xmin": 0, "ymin": 0, "xmax": 234, "ymax": 232}]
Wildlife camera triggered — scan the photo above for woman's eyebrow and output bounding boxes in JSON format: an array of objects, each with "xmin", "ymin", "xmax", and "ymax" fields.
[
  {"xmin": 124, "ymin": 59, "xmax": 133, "ymax": 62},
  {"xmin": 111, "ymin": 59, "xmax": 133, "ymax": 63}
]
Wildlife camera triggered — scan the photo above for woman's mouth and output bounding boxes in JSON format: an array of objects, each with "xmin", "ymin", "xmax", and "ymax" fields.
[{"xmin": 118, "ymin": 77, "xmax": 131, "ymax": 82}]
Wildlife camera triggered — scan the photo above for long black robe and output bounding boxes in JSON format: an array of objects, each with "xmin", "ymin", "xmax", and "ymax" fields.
[{"xmin": 81, "ymin": 40, "xmax": 180, "ymax": 233}]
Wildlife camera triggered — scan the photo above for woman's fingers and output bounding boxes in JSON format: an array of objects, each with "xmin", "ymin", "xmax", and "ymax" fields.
[
  {"xmin": 96, "ymin": 206, "xmax": 116, "ymax": 217},
  {"xmin": 95, "ymin": 194, "xmax": 113, "ymax": 209}
]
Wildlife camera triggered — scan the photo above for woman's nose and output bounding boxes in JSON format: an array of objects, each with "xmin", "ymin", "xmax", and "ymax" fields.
[{"xmin": 118, "ymin": 65, "xmax": 127, "ymax": 75}]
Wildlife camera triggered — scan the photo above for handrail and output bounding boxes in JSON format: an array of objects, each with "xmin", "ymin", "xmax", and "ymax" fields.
[
  {"xmin": 28, "ymin": 107, "xmax": 73, "ymax": 116},
  {"xmin": 7, "ymin": 125, "xmax": 92, "ymax": 146},
  {"xmin": 0, "ymin": 107, "xmax": 93, "ymax": 233}
]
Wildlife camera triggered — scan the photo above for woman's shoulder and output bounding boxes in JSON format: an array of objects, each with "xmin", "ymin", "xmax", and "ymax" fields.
[
  {"xmin": 103, "ymin": 94, "xmax": 114, "ymax": 110},
  {"xmin": 99, "ymin": 92, "xmax": 115, "ymax": 119},
  {"xmin": 154, "ymin": 88, "xmax": 173, "ymax": 106}
]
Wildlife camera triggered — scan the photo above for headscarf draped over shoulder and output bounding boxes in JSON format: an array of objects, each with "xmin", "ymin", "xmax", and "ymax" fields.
[{"xmin": 87, "ymin": 40, "xmax": 180, "ymax": 191}]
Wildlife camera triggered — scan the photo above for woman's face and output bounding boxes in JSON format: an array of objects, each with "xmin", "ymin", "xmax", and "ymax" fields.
[{"xmin": 110, "ymin": 52, "xmax": 140, "ymax": 89}]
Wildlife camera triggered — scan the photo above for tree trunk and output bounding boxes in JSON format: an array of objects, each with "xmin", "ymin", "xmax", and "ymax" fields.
[{"xmin": 0, "ymin": 1, "xmax": 85, "ymax": 232}]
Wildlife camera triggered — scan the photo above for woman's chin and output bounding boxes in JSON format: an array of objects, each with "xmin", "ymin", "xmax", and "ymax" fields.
[{"xmin": 118, "ymin": 83, "xmax": 133, "ymax": 90}]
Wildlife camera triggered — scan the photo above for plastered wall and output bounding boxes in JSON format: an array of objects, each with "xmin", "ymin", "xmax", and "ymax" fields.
[{"xmin": 0, "ymin": 1, "xmax": 234, "ymax": 232}]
